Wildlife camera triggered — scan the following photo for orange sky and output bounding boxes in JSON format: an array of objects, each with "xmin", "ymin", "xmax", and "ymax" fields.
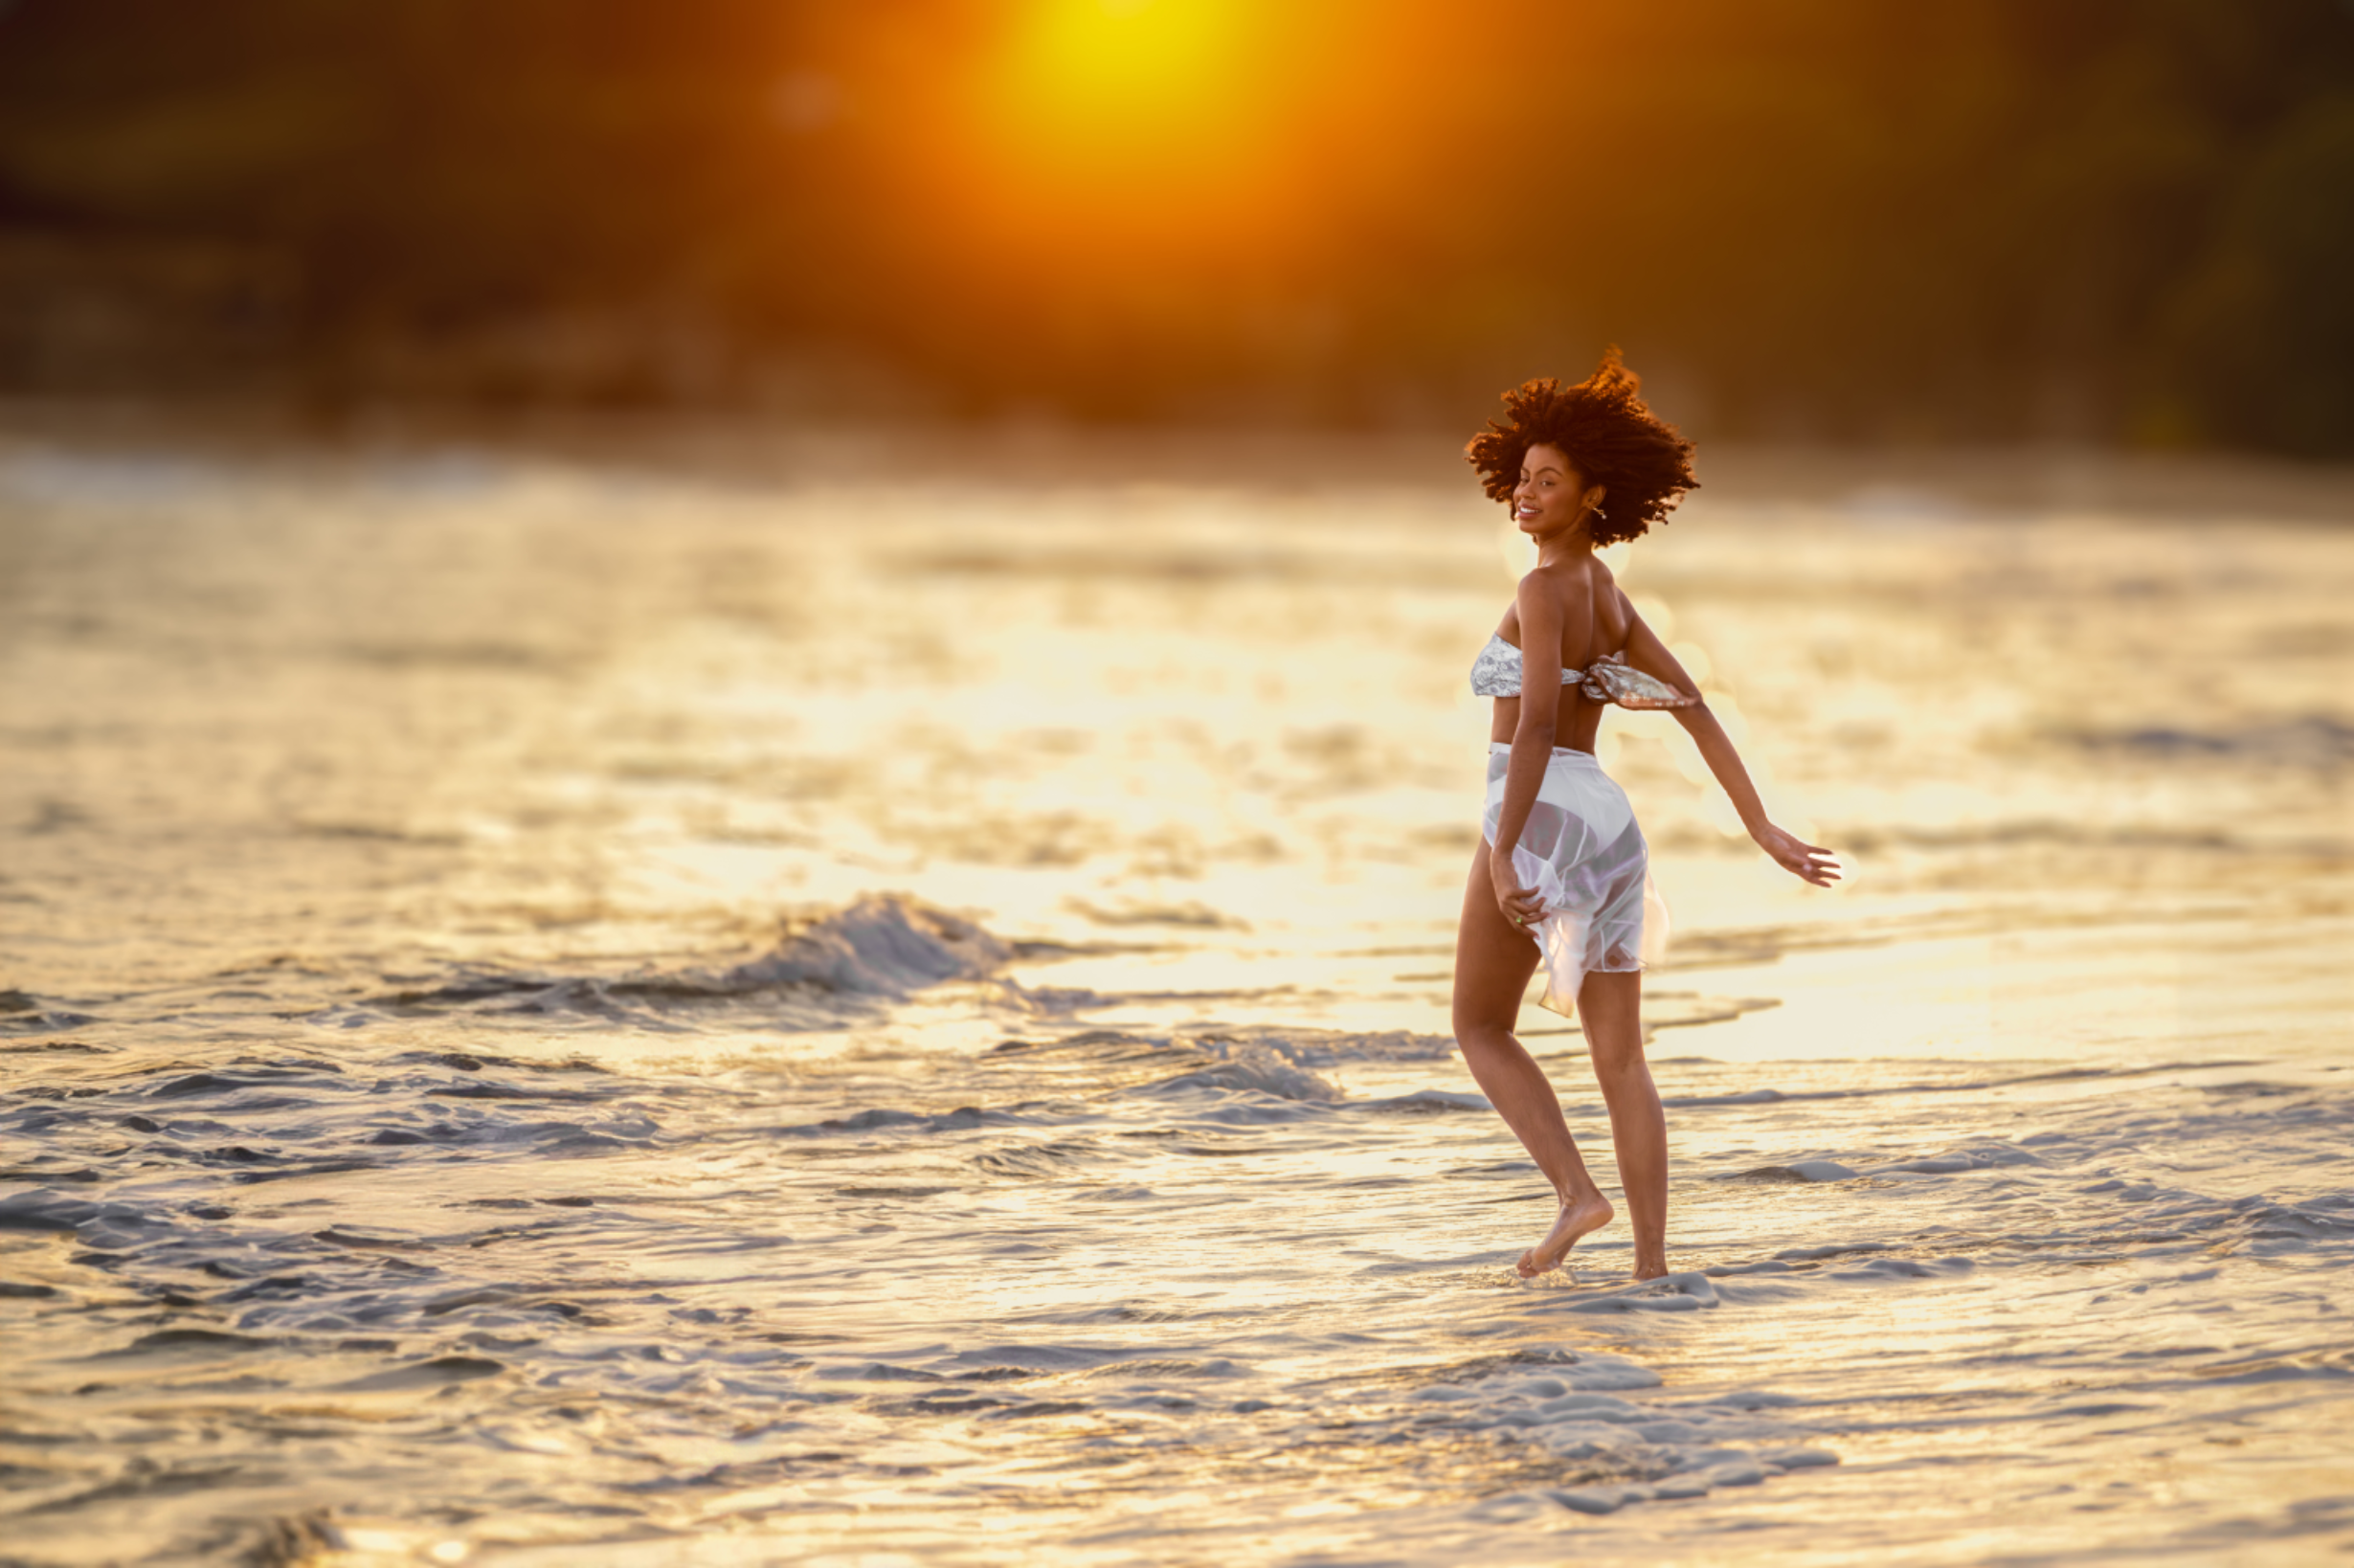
[{"xmin": 878, "ymin": 0, "xmax": 1468, "ymax": 277}]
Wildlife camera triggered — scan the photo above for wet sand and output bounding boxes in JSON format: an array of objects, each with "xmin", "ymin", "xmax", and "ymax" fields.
[{"xmin": 2, "ymin": 426, "xmax": 2350, "ymax": 1563}]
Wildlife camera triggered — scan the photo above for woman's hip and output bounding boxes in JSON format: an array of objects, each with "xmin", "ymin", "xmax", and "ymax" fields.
[{"xmin": 1482, "ymin": 743, "xmax": 1635, "ymax": 820}]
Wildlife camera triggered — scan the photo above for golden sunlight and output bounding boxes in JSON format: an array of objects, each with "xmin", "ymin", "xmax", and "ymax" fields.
[
  {"xmin": 1020, "ymin": 0, "xmax": 1231, "ymax": 119},
  {"xmin": 998, "ymin": 0, "xmax": 1241, "ymax": 153},
  {"xmin": 957, "ymin": 0, "xmax": 1284, "ymax": 255}
]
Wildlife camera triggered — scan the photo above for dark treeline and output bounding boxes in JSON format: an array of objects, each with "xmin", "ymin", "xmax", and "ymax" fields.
[{"xmin": 1, "ymin": 0, "xmax": 2350, "ymax": 452}]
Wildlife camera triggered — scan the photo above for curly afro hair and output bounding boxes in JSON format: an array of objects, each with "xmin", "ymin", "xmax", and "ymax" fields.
[{"xmin": 1466, "ymin": 349, "xmax": 1698, "ymax": 547}]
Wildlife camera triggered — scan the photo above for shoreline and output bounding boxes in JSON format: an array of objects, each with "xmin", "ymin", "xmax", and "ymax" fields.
[{"xmin": 4, "ymin": 396, "xmax": 2354, "ymax": 523}]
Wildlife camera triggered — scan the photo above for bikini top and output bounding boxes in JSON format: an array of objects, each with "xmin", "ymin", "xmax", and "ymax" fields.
[{"xmin": 1468, "ymin": 633, "xmax": 1699, "ymax": 709}]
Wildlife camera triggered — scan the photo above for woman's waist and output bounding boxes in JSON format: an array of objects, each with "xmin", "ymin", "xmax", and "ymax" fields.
[
  {"xmin": 1487, "ymin": 741, "xmax": 1603, "ymax": 763},
  {"xmin": 1489, "ymin": 700, "xmax": 1603, "ymax": 752}
]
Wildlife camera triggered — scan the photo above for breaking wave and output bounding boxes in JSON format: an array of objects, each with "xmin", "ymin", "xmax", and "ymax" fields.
[{"xmin": 368, "ymin": 893, "xmax": 1011, "ymax": 1021}]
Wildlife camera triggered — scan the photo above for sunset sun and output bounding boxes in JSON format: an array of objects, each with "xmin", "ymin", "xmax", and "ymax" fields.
[{"xmin": 956, "ymin": 0, "xmax": 1282, "ymax": 254}]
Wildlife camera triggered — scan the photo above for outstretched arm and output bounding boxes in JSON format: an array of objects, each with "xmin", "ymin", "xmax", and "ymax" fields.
[{"xmin": 1619, "ymin": 604, "xmax": 1840, "ymax": 888}]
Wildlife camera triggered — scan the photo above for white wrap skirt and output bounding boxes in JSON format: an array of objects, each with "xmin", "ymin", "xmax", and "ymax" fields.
[{"xmin": 1482, "ymin": 743, "xmax": 1669, "ymax": 1016}]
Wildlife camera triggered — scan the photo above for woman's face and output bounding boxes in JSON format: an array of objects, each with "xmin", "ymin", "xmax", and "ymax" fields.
[{"xmin": 1511, "ymin": 442, "xmax": 1594, "ymax": 540}]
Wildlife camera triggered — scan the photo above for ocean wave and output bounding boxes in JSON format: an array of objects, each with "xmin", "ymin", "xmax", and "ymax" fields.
[
  {"xmin": 773, "ymin": 1103, "xmax": 1033, "ymax": 1138},
  {"xmin": 711, "ymin": 894, "xmax": 1011, "ymax": 996},
  {"xmin": 2068, "ymin": 715, "xmax": 2354, "ymax": 766},
  {"xmin": 1134, "ymin": 1042, "xmax": 1342, "ymax": 1104},
  {"xmin": 1179, "ymin": 1026, "xmax": 1458, "ymax": 1067},
  {"xmin": 1120, "ymin": 1029, "xmax": 1468, "ymax": 1106},
  {"xmin": 369, "ymin": 893, "xmax": 1011, "ymax": 1020},
  {"xmin": 1401, "ymin": 1347, "xmax": 1837, "ymax": 1515}
]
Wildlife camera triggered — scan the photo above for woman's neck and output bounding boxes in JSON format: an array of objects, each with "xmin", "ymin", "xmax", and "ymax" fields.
[{"xmin": 1536, "ymin": 526, "xmax": 1595, "ymax": 569}]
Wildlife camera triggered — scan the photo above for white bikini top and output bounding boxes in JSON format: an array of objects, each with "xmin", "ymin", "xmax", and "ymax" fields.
[{"xmin": 1468, "ymin": 633, "xmax": 1699, "ymax": 709}]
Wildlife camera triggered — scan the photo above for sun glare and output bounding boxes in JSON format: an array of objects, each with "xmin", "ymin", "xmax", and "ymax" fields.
[
  {"xmin": 1004, "ymin": 0, "xmax": 1238, "ymax": 144},
  {"xmin": 956, "ymin": 0, "xmax": 1280, "ymax": 255}
]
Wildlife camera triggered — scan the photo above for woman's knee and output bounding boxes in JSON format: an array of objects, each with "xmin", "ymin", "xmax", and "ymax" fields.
[
  {"xmin": 1585, "ymin": 1038, "xmax": 1649, "ymax": 1086},
  {"xmin": 1451, "ymin": 1002, "xmax": 1513, "ymax": 1050}
]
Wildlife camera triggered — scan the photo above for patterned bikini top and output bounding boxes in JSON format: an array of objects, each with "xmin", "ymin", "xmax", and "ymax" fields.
[{"xmin": 1468, "ymin": 633, "xmax": 1699, "ymax": 709}]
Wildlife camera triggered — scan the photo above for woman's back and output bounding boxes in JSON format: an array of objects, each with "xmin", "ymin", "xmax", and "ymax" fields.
[{"xmin": 1486, "ymin": 555, "xmax": 1630, "ymax": 750}]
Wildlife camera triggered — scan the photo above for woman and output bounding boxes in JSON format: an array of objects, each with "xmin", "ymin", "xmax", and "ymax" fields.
[{"xmin": 1455, "ymin": 352, "xmax": 1839, "ymax": 1283}]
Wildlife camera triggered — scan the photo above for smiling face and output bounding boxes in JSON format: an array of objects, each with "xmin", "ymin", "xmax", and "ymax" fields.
[{"xmin": 1511, "ymin": 442, "xmax": 1602, "ymax": 542}]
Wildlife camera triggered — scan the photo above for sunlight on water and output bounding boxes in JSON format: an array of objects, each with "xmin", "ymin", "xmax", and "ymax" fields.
[{"xmin": 0, "ymin": 436, "xmax": 2350, "ymax": 1563}]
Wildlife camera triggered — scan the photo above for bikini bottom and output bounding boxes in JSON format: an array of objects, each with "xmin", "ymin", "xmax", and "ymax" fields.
[{"xmin": 1482, "ymin": 742, "xmax": 1669, "ymax": 1017}]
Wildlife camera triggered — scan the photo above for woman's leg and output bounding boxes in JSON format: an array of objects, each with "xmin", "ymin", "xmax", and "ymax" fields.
[
  {"xmin": 1452, "ymin": 842, "xmax": 1615, "ymax": 1278},
  {"xmin": 1573, "ymin": 969, "xmax": 1669, "ymax": 1280}
]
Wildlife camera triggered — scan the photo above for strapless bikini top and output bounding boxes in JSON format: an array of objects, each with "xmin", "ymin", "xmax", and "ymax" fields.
[{"xmin": 1468, "ymin": 633, "xmax": 1699, "ymax": 709}]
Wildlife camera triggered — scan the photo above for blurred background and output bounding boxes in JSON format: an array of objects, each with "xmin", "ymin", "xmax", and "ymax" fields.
[
  {"xmin": 3, "ymin": 0, "xmax": 2352, "ymax": 451},
  {"xmin": 8, "ymin": 9, "xmax": 2354, "ymax": 1559}
]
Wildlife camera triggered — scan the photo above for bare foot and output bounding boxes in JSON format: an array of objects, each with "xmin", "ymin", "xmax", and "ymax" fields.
[
  {"xmin": 1516, "ymin": 1191, "xmax": 1614, "ymax": 1278},
  {"xmin": 1629, "ymin": 1263, "xmax": 1670, "ymax": 1283}
]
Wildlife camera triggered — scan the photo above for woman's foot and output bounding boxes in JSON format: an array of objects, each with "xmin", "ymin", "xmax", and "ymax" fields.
[{"xmin": 1516, "ymin": 1190, "xmax": 1615, "ymax": 1277}]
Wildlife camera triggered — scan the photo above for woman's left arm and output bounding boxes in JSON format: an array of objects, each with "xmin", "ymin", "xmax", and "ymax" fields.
[{"xmin": 1619, "ymin": 605, "xmax": 1841, "ymax": 888}]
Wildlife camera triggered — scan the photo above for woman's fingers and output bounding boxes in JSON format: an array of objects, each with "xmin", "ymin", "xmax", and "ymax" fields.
[
  {"xmin": 1494, "ymin": 884, "xmax": 1545, "ymax": 924},
  {"xmin": 1760, "ymin": 827, "xmax": 1843, "ymax": 886},
  {"xmin": 1773, "ymin": 843, "xmax": 1840, "ymax": 885}
]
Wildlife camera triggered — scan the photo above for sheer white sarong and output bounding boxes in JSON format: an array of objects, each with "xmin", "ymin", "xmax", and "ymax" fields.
[{"xmin": 1482, "ymin": 743, "xmax": 1670, "ymax": 1017}]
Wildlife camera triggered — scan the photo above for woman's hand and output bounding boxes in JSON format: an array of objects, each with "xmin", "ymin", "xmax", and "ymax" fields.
[
  {"xmin": 1490, "ymin": 849, "xmax": 1548, "ymax": 929},
  {"xmin": 1753, "ymin": 822, "xmax": 1841, "ymax": 887}
]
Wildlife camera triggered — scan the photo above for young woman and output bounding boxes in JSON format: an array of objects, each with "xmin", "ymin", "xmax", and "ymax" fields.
[{"xmin": 1455, "ymin": 352, "xmax": 1839, "ymax": 1283}]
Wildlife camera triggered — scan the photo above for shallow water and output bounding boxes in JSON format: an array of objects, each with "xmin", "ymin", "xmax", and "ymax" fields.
[{"xmin": 2, "ymin": 434, "xmax": 2350, "ymax": 1565}]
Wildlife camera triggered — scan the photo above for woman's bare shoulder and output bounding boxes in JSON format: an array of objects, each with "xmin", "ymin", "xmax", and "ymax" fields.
[
  {"xmin": 1523, "ymin": 560, "xmax": 1597, "ymax": 603},
  {"xmin": 1586, "ymin": 558, "xmax": 1636, "ymax": 646}
]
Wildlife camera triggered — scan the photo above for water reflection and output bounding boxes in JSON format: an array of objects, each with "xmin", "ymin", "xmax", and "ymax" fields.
[{"xmin": 0, "ymin": 435, "xmax": 2349, "ymax": 1563}]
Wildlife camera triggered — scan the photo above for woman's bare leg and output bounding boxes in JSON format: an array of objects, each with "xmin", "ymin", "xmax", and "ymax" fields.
[
  {"xmin": 1451, "ymin": 843, "xmax": 1615, "ymax": 1278},
  {"xmin": 1573, "ymin": 969, "xmax": 1669, "ymax": 1280}
]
